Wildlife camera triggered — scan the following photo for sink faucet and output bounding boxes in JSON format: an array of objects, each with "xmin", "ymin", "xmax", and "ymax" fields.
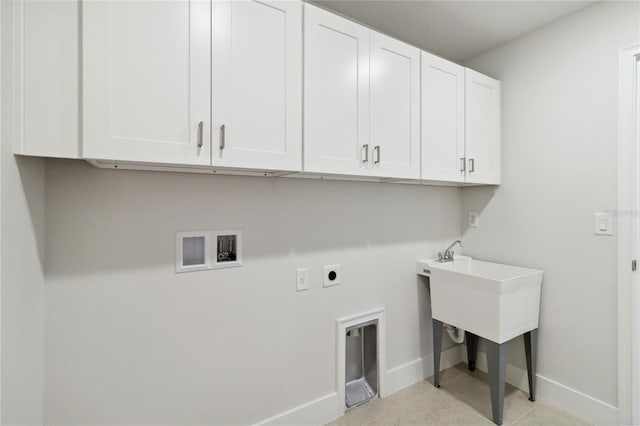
[{"xmin": 438, "ymin": 240, "xmax": 463, "ymax": 262}]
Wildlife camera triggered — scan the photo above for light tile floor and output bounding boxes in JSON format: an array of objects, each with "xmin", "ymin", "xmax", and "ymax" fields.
[{"xmin": 327, "ymin": 364, "xmax": 591, "ymax": 426}]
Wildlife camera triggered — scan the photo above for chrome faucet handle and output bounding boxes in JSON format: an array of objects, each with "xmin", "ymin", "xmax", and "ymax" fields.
[{"xmin": 438, "ymin": 240, "xmax": 462, "ymax": 263}]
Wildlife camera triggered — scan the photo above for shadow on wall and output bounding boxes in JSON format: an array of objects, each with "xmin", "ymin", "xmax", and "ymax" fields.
[
  {"xmin": 43, "ymin": 159, "xmax": 463, "ymax": 277},
  {"xmin": 15, "ymin": 155, "xmax": 46, "ymax": 272},
  {"xmin": 459, "ymin": 184, "xmax": 531, "ymax": 370},
  {"xmin": 416, "ymin": 274, "xmax": 459, "ymax": 362},
  {"xmin": 460, "ymin": 186, "xmax": 496, "ymax": 234},
  {"xmin": 417, "ymin": 275, "xmax": 433, "ymax": 360},
  {"xmin": 417, "ymin": 274, "xmax": 476, "ymax": 360}
]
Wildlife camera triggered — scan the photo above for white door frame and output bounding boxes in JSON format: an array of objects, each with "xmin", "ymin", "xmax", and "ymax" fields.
[
  {"xmin": 617, "ymin": 44, "xmax": 640, "ymax": 426},
  {"xmin": 0, "ymin": 1, "xmax": 3, "ymax": 421}
]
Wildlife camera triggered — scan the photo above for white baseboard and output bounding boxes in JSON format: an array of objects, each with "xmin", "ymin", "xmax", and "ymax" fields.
[
  {"xmin": 464, "ymin": 351, "xmax": 618, "ymax": 425},
  {"xmin": 535, "ymin": 375, "xmax": 617, "ymax": 426},
  {"xmin": 256, "ymin": 345, "xmax": 617, "ymax": 426},
  {"xmin": 256, "ymin": 346, "xmax": 462, "ymax": 426},
  {"xmin": 256, "ymin": 392, "xmax": 340, "ymax": 426},
  {"xmin": 385, "ymin": 345, "xmax": 462, "ymax": 396}
]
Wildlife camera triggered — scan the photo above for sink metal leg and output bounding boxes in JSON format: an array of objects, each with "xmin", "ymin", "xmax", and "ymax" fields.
[
  {"xmin": 432, "ymin": 319, "xmax": 443, "ymax": 388},
  {"xmin": 466, "ymin": 332, "xmax": 479, "ymax": 371},
  {"xmin": 524, "ymin": 329, "xmax": 538, "ymax": 402},
  {"xmin": 486, "ymin": 339, "xmax": 507, "ymax": 426}
]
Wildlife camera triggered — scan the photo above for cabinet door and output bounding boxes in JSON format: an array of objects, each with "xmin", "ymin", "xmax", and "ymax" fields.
[
  {"xmin": 83, "ymin": 1, "xmax": 211, "ymax": 166},
  {"xmin": 369, "ymin": 33, "xmax": 420, "ymax": 179},
  {"xmin": 212, "ymin": 1, "xmax": 302, "ymax": 171},
  {"xmin": 465, "ymin": 69, "xmax": 501, "ymax": 184},
  {"xmin": 21, "ymin": 0, "xmax": 79, "ymax": 158},
  {"xmin": 421, "ymin": 52, "xmax": 465, "ymax": 182},
  {"xmin": 304, "ymin": 4, "xmax": 370, "ymax": 176}
]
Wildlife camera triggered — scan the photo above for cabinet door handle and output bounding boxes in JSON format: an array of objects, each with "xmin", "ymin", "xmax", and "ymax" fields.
[
  {"xmin": 468, "ymin": 158, "xmax": 475, "ymax": 173},
  {"xmin": 219, "ymin": 124, "xmax": 226, "ymax": 150},
  {"xmin": 362, "ymin": 144, "xmax": 369, "ymax": 163},
  {"xmin": 197, "ymin": 121, "xmax": 204, "ymax": 148},
  {"xmin": 460, "ymin": 157, "xmax": 466, "ymax": 172},
  {"xmin": 374, "ymin": 146, "xmax": 380, "ymax": 164}
]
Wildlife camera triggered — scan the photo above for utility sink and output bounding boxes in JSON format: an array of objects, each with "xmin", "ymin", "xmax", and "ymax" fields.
[{"xmin": 417, "ymin": 256, "xmax": 543, "ymax": 344}]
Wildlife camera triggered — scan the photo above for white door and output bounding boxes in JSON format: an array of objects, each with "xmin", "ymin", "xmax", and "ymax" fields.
[
  {"xmin": 303, "ymin": 4, "xmax": 370, "ymax": 176},
  {"xmin": 421, "ymin": 52, "xmax": 465, "ymax": 183},
  {"xmin": 212, "ymin": 0, "xmax": 302, "ymax": 172},
  {"xmin": 369, "ymin": 33, "xmax": 420, "ymax": 179},
  {"xmin": 465, "ymin": 68, "xmax": 501, "ymax": 184},
  {"xmin": 633, "ymin": 52, "xmax": 640, "ymax": 425},
  {"xmin": 83, "ymin": 0, "xmax": 211, "ymax": 166}
]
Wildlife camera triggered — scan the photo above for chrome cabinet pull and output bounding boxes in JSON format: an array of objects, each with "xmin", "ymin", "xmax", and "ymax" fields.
[
  {"xmin": 197, "ymin": 121, "xmax": 204, "ymax": 148},
  {"xmin": 469, "ymin": 158, "xmax": 475, "ymax": 172},
  {"xmin": 374, "ymin": 146, "xmax": 380, "ymax": 164},
  {"xmin": 460, "ymin": 157, "xmax": 466, "ymax": 172},
  {"xmin": 219, "ymin": 124, "xmax": 226, "ymax": 150},
  {"xmin": 362, "ymin": 144, "xmax": 369, "ymax": 163}
]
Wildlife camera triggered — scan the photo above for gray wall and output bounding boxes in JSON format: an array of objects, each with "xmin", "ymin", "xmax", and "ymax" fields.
[
  {"xmin": 44, "ymin": 160, "xmax": 461, "ymax": 424},
  {"xmin": 7, "ymin": 0, "xmax": 639, "ymax": 423},
  {"xmin": 1, "ymin": 1, "xmax": 46, "ymax": 423},
  {"xmin": 462, "ymin": 0, "xmax": 640, "ymax": 407}
]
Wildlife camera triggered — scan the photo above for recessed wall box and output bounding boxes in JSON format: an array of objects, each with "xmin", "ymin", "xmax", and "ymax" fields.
[
  {"xmin": 212, "ymin": 229, "xmax": 243, "ymax": 269},
  {"xmin": 176, "ymin": 231, "xmax": 211, "ymax": 273},
  {"xmin": 345, "ymin": 320, "xmax": 378, "ymax": 408},
  {"xmin": 176, "ymin": 229, "xmax": 243, "ymax": 273}
]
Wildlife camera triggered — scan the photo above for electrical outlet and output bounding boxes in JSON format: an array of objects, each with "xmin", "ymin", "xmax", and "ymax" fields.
[
  {"xmin": 323, "ymin": 264, "xmax": 341, "ymax": 287},
  {"xmin": 296, "ymin": 268, "xmax": 309, "ymax": 291},
  {"xmin": 468, "ymin": 212, "xmax": 479, "ymax": 228}
]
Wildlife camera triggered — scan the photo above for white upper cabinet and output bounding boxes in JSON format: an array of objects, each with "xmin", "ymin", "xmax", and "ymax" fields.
[
  {"xmin": 421, "ymin": 52, "xmax": 465, "ymax": 183},
  {"xmin": 83, "ymin": 0, "xmax": 211, "ymax": 166},
  {"xmin": 304, "ymin": 4, "xmax": 370, "ymax": 176},
  {"xmin": 369, "ymin": 33, "xmax": 420, "ymax": 179},
  {"xmin": 304, "ymin": 4, "xmax": 419, "ymax": 179},
  {"xmin": 19, "ymin": 1, "xmax": 79, "ymax": 159},
  {"xmin": 19, "ymin": 0, "xmax": 501, "ymax": 185},
  {"xmin": 465, "ymin": 68, "xmax": 501, "ymax": 184},
  {"xmin": 421, "ymin": 57, "xmax": 500, "ymax": 185},
  {"xmin": 212, "ymin": 1, "xmax": 302, "ymax": 171}
]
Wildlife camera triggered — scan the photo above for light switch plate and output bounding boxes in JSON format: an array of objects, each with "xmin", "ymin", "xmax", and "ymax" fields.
[
  {"xmin": 296, "ymin": 268, "xmax": 309, "ymax": 291},
  {"xmin": 594, "ymin": 213, "xmax": 613, "ymax": 236}
]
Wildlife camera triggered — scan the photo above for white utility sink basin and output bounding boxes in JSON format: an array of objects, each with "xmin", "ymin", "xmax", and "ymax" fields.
[{"xmin": 417, "ymin": 256, "xmax": 543, "ymax": 343}]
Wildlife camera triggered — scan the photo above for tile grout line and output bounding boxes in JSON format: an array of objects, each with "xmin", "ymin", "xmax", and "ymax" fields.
[
  {"xmin": 445, "ymin": 381, "xmax": 540, "ymax": 426},
  {"xmin": 435, "ymin": 370, "xmax": 468, "ymax": 388},
  {"xmin": 438, "ymin": 371, "xmax": 524, "ymax": 425},
  {"xmin": 446, "ymin": 388, "xmax": 495, "ymax": 423},
  {"xmin": 363, "ymin": 373, "xmax": 461, "ymax": 424},
  {"xmin": 509, "ymin": 403, "xmax": 538, "ymax": 425},
  {"xmin": 330, "ymin": 365, "xmax": 590, "ymax": 426},
  {"xmin": 331, "ymin": 366, "xmax": 487, "ymax": 426}
]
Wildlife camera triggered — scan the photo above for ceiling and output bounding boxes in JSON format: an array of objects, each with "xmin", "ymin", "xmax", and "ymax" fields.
[{"xmin": 310, "ymin": 1, "xmax": 597, "ymax": 63}]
